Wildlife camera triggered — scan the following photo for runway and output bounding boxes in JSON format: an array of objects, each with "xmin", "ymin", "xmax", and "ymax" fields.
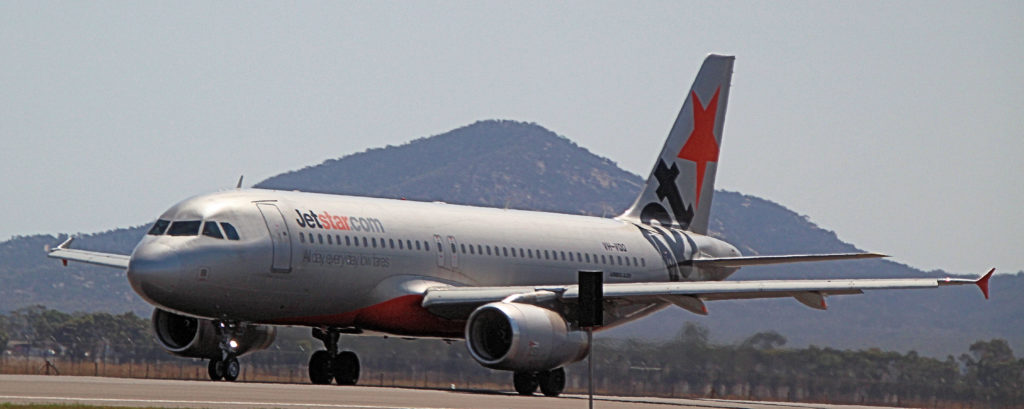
[{"xmin": 0, "ymin": 375, "xmax": 900, "ymax": 409}]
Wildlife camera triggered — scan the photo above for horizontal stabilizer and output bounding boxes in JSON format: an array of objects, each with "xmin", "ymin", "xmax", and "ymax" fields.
[
  {"xmin": 685, "ymin": 252, "xmax": 887, "ymax": 268},
  {"xmin": 658, "ymin": 295, "xmax": 709, "ymax": 315},
  {"xmin": 793, "ymin": 291, "xmax": 832, "ymax": 310},
  {"xmin": 47, "ymin": 237, "xmax": 130, "ymax": 270}
]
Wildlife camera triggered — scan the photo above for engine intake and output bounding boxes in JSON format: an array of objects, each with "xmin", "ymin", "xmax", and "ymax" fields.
[
  {"xmin": 465, "ymin": 302, "xmax": 589, "ymax": 371},
  {"xmin": 151, "ymin": 309, "xmax": 276, "ymax": 359}
]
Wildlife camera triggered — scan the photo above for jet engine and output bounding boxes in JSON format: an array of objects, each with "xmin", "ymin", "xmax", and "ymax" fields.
[
  {"xmin": 465, "ymin": 302, "xmax": 589, "ymax": 371},
  {"xmin": 151, "ymin": 309, "xmax": 276, "ymax": 359}
]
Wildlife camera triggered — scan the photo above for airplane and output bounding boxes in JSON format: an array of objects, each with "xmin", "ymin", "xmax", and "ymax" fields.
[{"xmin": 48, "ymin": 54, "xmax": 993, "ymax": 397}]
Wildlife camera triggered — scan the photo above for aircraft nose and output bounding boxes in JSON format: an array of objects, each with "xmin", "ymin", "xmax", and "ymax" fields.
[{"xmin": 127, "ymin": 241, "xmax": 184, "ymax": 308}]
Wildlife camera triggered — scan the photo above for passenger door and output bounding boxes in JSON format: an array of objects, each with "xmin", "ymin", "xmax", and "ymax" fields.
[{"xmin": 256, "ymin": 203, "xmax": 292, "ymax": 273}]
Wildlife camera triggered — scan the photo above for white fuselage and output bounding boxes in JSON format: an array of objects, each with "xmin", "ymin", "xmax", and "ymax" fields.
[{"xmin": 126, "ymin": 189, "xmax": 740, "ymax": 337}]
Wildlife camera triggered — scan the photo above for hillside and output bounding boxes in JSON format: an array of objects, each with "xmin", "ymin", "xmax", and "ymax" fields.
[
  {"xmin": 2, "ymin": 120, "xmax": 1019, "ymax": 357},
  {"xmin": 258, "ymin": 120, "xmax": 641, "ymax": 217}
]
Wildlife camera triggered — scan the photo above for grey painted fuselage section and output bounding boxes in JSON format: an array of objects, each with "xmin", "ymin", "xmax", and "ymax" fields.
[{"xmin": 127, "ymin": 188, "xmax": 739, "ymax": 335}]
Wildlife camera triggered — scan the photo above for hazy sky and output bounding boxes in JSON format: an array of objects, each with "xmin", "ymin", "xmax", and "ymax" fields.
[{"xmin": 2, "ymin": 1, "xmax": 1021, "ymax": 275}]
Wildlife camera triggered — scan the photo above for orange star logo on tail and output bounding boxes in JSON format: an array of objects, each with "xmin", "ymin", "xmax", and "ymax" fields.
[{"xmin": 676, "ymin": 87, "xmax": 721, "ymax": 208}]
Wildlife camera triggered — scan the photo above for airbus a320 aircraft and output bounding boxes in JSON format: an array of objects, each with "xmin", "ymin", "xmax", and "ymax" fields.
[{"xmin": 49, "ymin": 54, "xmax": 993, "ymax": 397}]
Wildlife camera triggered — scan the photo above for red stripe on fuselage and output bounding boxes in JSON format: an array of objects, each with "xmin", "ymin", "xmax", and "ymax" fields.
[{"xmin": 269, "ymin": 294, "xmax": 464, "ymax": 338}]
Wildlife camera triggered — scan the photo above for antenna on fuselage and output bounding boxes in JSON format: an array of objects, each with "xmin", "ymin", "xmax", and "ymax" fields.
[{"xmin": 236, "ymin": 175, "xmax": 244, "ymax": 189}]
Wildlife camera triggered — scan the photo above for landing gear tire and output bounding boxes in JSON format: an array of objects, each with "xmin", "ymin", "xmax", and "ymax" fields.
[
  {"xmin": 223, "ymin": 357, "xmax": 240, "ymax": 382},
  {"xmin": 538, "ymin": 367, "xmax": 566, "ymax": 397},
  {"xmin": 333, "ymin": 351, "xmax": 360, "ymax": 385},
  {"xmin": 208, "ymin": 359, "xmax": 224, "ymax": 381},
  {"xmin": 309, "ymin": 350, "xmax": 333, "ymax": 385},
  {"xmin": 513, "ymin": 371, "xmax": 539, "ymax": 396}
]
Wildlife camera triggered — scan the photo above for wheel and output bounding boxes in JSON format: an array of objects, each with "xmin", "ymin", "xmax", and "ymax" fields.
[
  {"xmin": 538, "ymin": 367, "xmax": 566, "ymax": 397},
  {"xmin": 513, "ymin": 371, "xmax": 538, "ymax": 395},
  {"xmin": 223, "ymin": 357, "xmax": 240, "ymax": 382},
  {"xmin": 308, "ymin": 350, "xmax": 333, "ymax": 384},
  {"xmin": 333, "ymin": 351, "xmax": 360, "ymax": 385},
  {"xmin": 207, "ymin": 358, "xmax": 224, "ymax": 381}
]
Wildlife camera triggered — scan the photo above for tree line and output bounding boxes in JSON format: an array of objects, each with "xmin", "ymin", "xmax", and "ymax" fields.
[{"xmin": 1, "ymin": 307, "xmax": 1020, "ymax": 408}]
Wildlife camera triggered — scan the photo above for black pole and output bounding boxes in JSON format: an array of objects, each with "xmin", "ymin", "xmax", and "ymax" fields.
[{"xmin": 578, "ymin": 270, "xmax": 603, "ymax": 409}]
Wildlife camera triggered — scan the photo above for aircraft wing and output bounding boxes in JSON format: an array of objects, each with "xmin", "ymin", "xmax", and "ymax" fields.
[
  {"xmin": 421, "ymin": 269, "xmax": 994, "ymax": 319},
  {"xmin": 47, "ymin": 237, "xmax": 130, "ymax": 270}
]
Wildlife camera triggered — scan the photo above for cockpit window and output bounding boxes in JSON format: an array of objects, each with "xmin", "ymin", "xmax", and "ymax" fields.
[
  {"xmin": 220, "ymin": 222, "xmax": 240, "ymax": 240},
  {"xmin": 148, "ymin": 219, "xmax": 170, "ymax": 235},
  {"xmin": 202, "ymin": 221, "xmax": 224, "ymax": 239},
  {"xmin": 167, "ymin": 220, "xmax": 201, "ymax": 236}
]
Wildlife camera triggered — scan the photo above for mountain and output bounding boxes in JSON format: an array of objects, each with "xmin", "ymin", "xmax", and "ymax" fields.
[
  {"xmin": 2, "ymin": 120, "xmax": 1020, "ymax": 357},
  {"xmin": 257, "ymin": 120, "xmax": 640, "ymax": 217}
]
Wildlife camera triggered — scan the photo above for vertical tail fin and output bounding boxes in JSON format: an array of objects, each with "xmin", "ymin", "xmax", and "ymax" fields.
[{"xmin": 618, "ymin": 54, "xmax": 734, "ymax": 234}]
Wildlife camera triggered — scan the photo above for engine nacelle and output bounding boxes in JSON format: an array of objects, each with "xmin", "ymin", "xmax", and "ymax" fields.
[
  {"xmin": 151, "ymin": 309, "xmax": 276, "ymax": 359},
  {"xmin": 465, "ymin": 302, "xmax": 589, "ymax": 371}
]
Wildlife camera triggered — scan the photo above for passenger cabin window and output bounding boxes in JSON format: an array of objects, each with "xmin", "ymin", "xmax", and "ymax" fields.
[
  {"xmin": 167, "ymin": 221, "xmax": 201, "ymax": 236},
  {"xmin": 220, "ymin": 223, "xmax": 240, "ymax": 240},
  {"xmin": 148, "ymin": 219, "xmax": 170, "ymax": 235},
  {"xmin": 202, "ymin": 221, "xmax": 224, "ymax": 239}
]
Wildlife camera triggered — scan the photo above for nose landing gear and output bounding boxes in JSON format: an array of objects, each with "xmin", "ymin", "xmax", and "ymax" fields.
[
  {"xmin": 207, "ymin": 321, "xmax": 243, "ymax": 382},
  {"xmin": 310, "ymin": 327, "xmax": 361, "ymax": 385},
  {"xmin": 207, "ymin": 356, "xmax": 240, "ymax": 381}
]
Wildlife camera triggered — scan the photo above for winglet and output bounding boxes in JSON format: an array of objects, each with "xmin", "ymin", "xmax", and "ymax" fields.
[
  {"xmin": 52, "ymin": 237, "xmax": 74, "ymax": 266},
  {"xmin": 976, "ymin": 268, "xmax": 995, "ymax": 300},
  {"xmin": 55, "ymin": 236, "xmax": 74, "ymax": 251}
]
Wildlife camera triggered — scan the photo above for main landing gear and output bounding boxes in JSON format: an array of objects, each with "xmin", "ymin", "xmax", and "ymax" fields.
[
  {"xmin": 514, "ymin": 367, "xmax": 566, "ymax": 397},
  {"xmin": 309, "ymin": 327, "xmax": 360, "ymax": 385},
  {"xmin": 208, "ymin": 321, "xmax": 242, "ymax": 381}
]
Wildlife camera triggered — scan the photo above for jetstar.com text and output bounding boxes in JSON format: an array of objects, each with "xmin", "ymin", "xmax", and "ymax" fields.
[{"xmin": 294, "ymin": 209, "xmax": 385, "ymax": 233}]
